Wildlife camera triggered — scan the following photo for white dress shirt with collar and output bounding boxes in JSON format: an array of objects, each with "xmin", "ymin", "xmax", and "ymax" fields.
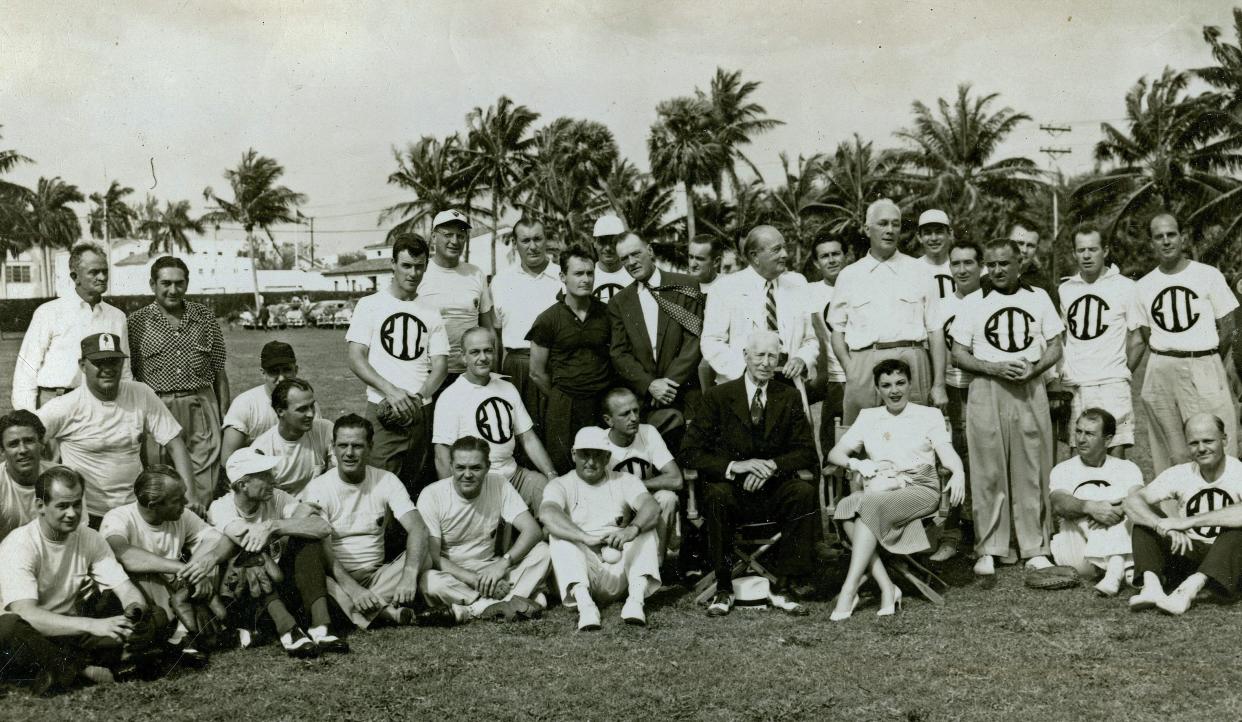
[
  {"xmin": 637, "ymin": 267, "xmax": 662, "ymax": 357},
  {"xmin": 700, "ymin": 266, "xmax": 818, "ymax": 382},
  {"xmin": 490, "ymin": 262, "xmax": 562, "ymax": 350},
  {"xmin": 725, "ymin": 374, "xmax": 769, "ymax": 480},
  {"xmin": 12, "ymin": 293, "xmax": 132, "ymax": 411},
  {"xmin": 827, "ymin": 250, "xmax": 939, "ymax": 351}
]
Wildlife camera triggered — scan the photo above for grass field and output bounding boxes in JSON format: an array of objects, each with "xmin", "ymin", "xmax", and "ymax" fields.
[{"xmin": 2, "ymin": 326, "xmax": 1240, "ymax": 721}]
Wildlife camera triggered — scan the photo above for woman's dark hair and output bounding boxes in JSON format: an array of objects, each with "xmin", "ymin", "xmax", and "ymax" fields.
[{"xmin": 871, "ymin": 358, "xmax": 911, "ymax": 386}]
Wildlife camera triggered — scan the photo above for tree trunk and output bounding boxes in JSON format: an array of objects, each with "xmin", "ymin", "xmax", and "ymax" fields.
[
  {"xmin": 248, "ymin": 231, "xmax": 262, "ymax": 313},
  {"xmin": 684, "ymin": 179, "xmax": 697, "ymax": 242},
  {"xmin": 490, "ymin": 192, "xmax": 499, "ymax": 276}
]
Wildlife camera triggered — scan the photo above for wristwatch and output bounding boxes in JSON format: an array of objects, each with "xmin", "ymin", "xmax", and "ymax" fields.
[{"xmin": 502, "ymin": 552, "xmax": 514, "ymax": 567}]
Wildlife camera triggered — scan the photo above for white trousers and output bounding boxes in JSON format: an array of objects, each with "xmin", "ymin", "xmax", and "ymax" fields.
[
  {"xmin": 420, "ymin": 541, "xmax": 551, "ymax": 607},
  {"xmin": 549, "ymin": 531, "xmax": 661, "ymax": 606},
  {"xmin": 1050, "ymin": 519, "xmax": 1132, "ymax": 576}
]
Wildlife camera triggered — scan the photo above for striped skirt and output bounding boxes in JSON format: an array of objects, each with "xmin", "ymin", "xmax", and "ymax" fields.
[{"xmin": 833, "ymin": 464, "xmax": 941, "ymax": 554}]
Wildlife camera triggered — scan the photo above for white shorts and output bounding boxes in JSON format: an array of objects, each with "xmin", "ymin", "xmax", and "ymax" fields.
[{"xmin": 1070, "ymin": 380, "xmax": 1134, "ymax": 447}]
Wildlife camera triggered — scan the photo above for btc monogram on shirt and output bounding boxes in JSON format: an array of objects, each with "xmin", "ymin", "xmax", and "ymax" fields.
[
  {"xmin": 1066, "ymin": 294, "xmax": 1111, "ymax": 341},
  {"xmin": 1186, "ymin": 487, "xmax": 1233, "ymax": 539},
  {"xmin": 613, "ymin": 456, "xmax": 654, "ymax": 480},
  {"xmin": 1150, "ymin": 286, "xmax": 1201, "ymax": 333},
  {"xmin": 380, "ymin": 313, "xmax": 428, "ymax": 360},
  {"xmin": 935, "ymin": 274, "xmax": 956, "ymax": 299},
  {"xmin": 475, "ymin": 397, "xmax": 515, "ymax": 444},
  {"xmin": 594, "ymin": 284, "xmax": 624, "ymax": 303},
  {"xmin": 984, "ymin": 307, "xmax": 1035, "ymax": 353}
]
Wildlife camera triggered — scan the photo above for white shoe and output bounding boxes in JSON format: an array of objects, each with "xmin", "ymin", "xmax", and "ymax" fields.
[
  {"xmin": 1156, "ymin": 587, "xmax": 1195, "ymax": 615},
  {"xmin": 973, "ymin": 555, "xmax": 995, "ymax": 576},
  {"xmin": 1024, "ymin": 556, "xmax": 1053, "ymax": 571},
  {"xmin": 621, "ymin": 597, "xmax": 646, "ymax": 626},
  {"xmin": 577, "ymin": 602, "xmax": 601, "ymax": 631},
  {"xmin": 929, "ymin": 542, "xmax": 958, "ymax": 562},
  {"xmin": 1128, "ymin": 585, "xmax": 1166, "ymax": 612},
  {"xmin": 1094, "ymin": 575, "xmax": 1122, "ymax": 597},
  {"xmin": 533, "ymin": 592, "xmax": 548, "ymax": 610}
]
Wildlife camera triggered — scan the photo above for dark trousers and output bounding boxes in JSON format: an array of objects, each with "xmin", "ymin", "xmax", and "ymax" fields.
[
  {"xmin": 940, "ymin": 384, "xmax": 973, "ymax": 544},
  {"xmin": 0, "ymin": 613, "xmax": 82, "ymax": 691},
  {"xmin": 229, "ymin": 539, "xmax": 330, "ymax": 634},
  {"xmin": 503, "ymin": 349, "xmax": 546, "ymax": 433},
  {"xmin": 1133, "ymin": 525, "xmax": 1242, "ymax": 593},
  {"xmin": 544, "ymin": 387, "xmax": 604, "ymax": 474},
  {"xmin": 703, "ymin": 475, "xmax": 820, "ymax": 587},
  {"xmin": 808, "ymin": 379, "xmax": 844, "ymax": 453},
  {"xmin": 367, "ymin": 400, "xmax": 436, "ymax": 498}
]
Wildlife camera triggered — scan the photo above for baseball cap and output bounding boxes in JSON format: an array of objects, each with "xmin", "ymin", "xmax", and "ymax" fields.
[
  {"xmin": 918, "ymin": 209, "xmax": 951, "ymax": 228},
  {"xmin": 260, "ymin": 341, "xmax": 297, "ymax": 370},
  {"xmin": 81, "ymin": 333, "xmax": 127, "ymax": 361},
  {"xmin": 225, "ymin": 447, "xmax": 280, "ymax": 483},
  {"xmin": 432, "ymin": 209, "xmax": 471, "ymax": 229},
  {"xmin": 592, "ymin": 214, "xmax": 625, "ymax": 237},
  {"xmin": 572, "ymin": 426, "xmax": 612, "ymax": 452}
]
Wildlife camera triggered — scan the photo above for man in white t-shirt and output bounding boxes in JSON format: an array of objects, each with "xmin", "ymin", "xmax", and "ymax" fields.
[
  {"xmin": 219, "ymin": 340, "xmax": 304, "ymax": 471},
  {"xmin": 100, "ymin": 466, "xmax": 229, "ymax": 665},
  {"xmin": 417, "ymin": 437, "xmax": 550, "ymax": 624},
  {"xmin": 0, "ymin": 410, "xmax": 58, "ymax": 542},
  {"xmin": 687, "ymin": 234, "xmax": 722, "ymax": 294},
  {"xmin": 432, "ymin": 327, "xmax": 556, "ymax": 515},
  {"xmin": 805, "ymin": 232, "xmax": 849, "ymax": 451},
  {"xmin": 916, "ymin": 209, "xmax": 956, "ymax": 300},
  {"xmin": 300, "ymin": 414, "xmax": 433, "ymax": 630},
  {"xmin": 1049, "ymin": 409, "xmax": 1145, "ymax": 596},
  {"xmin": 541, "ymin": 427, "xmax": 661, "ymax": 630},
  {"xmin": 0, "ymin": 467, "xmax": 159, "ymax": 689},
  {"xmin": 210, "ymin": 448, "xmax": 344, "ymax": 657},
  {"xmin": 1135, "ymin": 213, "xmax": 1239, "ymax": 473},
  {"xmin": 591, "ymin": 214, "xmax": 633, "ymax": 303},
  {"xmin": 248, "ymin": 378, "xmax": 335, "ymax": 496},
  {"xmin": 346, "ymin": 235, "xmax": 450, "ymax": 490},
  {"xmin": 600, "ymin": 388, "xmax": 682, "ymax": 566},
  {"xmin": 418, "ymin": 210, "xmax": 495, "ymax": 388},
  {"xmin": 37, "ymin": 333, "xmax": 195, "ymax": 527},
  {"xmin": 1125, "ymin": 414, "xmax": 1242, "ymax": 614},
  {"xmin": 1058, "ymin": 225, "xmax": 1145, "ymax": 456},
  {"xmin": 950, "ymin": 239, "xmax": 1064, "ymax": 580}
]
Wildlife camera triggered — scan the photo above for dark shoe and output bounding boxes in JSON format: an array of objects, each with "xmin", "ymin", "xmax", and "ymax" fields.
[
  {"xmin": 706, "ymin": 591, "xmax": 734, "ymax": 617},
  {"xmin": 281, "ymin": 628, "xmax": 320, "ymax": 658},
  {"xmin": 414, "ymin": 608, "xmax": 460, "ymax": 628},
  {"xmin": 171, "ymin": 645, "xmax": 210, "ymax": 668},
  {"xmin": 314, "ymin": 634, "xmax": 350, "ymax": 654}
]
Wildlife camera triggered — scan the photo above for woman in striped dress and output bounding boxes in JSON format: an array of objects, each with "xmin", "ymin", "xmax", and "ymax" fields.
[{"xmin": 827, "ymin": 358, "xmax": 965, "ymax": 620}]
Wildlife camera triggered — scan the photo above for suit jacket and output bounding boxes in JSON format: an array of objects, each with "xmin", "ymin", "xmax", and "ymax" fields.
[
  {"xmin": 700, "ymin": 266, "xmax": 818, "ymax": 382},
  {"xmin": 681, "ymin": 377, "xmax": 817, "ymax": 486},
  {"xmin": 608, "ymin": 270, "xmax": 704, "ymax": 400}
]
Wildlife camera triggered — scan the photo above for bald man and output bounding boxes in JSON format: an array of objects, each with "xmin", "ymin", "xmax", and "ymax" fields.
[
  {"xmin": 1124, "ymin": 414, "xmax": 1242, "ymax": 614},
  {"xmin": 828, "ymin": 199, "xmax": 947, "ymax": 423}
]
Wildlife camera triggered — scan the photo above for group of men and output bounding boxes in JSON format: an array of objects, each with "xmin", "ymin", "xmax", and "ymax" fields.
[{"xmin": 3, "ymin": 201, "xmax": 1242, "ymax": 695}]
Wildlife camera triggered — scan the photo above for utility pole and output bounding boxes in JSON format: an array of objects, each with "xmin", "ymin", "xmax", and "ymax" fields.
[{"xmin": 1039, "ymin": 124, "xmax": 1071, "ymax": 284}]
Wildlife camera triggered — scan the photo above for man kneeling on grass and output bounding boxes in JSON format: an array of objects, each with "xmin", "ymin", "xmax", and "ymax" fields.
[
  {"xmin": 0, "ymin": 468, "xmax": 164, "ymax": 694},
  {"xmin": 416, "ymin": 436, "xmax": 550, "ymax": 625},
  {"xmin": 300, "ymin": 414, "xmax": 436, "ymax": 629},
  {"xmin": 210, "ymin": 448, "xmax": 347, "ymax": 657},
  {"xmin": 1123, "ymin": 414, "xmax": 1242, "ymax": 614},
  {"xmin": 541, "ymin": 427, "xmax": 661, "ymax": 630}
]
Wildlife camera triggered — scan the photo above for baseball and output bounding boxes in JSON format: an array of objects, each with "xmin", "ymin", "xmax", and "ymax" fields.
[{"xmin": 601, "ymin": 547, "xmax": 622, "ymax": 564}]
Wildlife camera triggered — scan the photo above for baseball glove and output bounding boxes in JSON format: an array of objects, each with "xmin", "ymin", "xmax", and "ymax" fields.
[
  {"xmin": 1024, "ymin": 565, "xmax": 1081, "ymax": 590},
  {"xmin": 376, "ymin": 397, "xmax": 425, "ymax": 431}
]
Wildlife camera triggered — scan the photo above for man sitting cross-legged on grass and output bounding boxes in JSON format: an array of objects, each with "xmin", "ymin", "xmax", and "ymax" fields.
[
  {"xmin": 416, "ymin": 437, "xmax": 551, "ymax": 626},
  {"xmin": 1049, "ymin": 409, "xmax": 1144, "ymax": 597},
  {"xmin": 300, "ymin": 414, "xmax": 434, "ymax": 629},
  {"xmin": 100, "ymin": 466, "xmax": 233, "ymax": 667},
  {"xmin": 1124, "ymin": 414, "xmax": 1242, "ymax": 615},
  {"xmin": 541, "ymin": 427, "xmax": 662, "ymax": 630},
  {"xmin": 210, "ymin": 448, "xmax": 347, "ymax": 658},
  {"xmin": 248, "ymin": 378, "xmax": 336, "ymax": 496},
  {"xmin": 0, "ymin": 467, "xmax": 166, "ymax": 693}
]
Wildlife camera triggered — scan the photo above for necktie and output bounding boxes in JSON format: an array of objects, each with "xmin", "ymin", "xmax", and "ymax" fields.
[
  {"xmin": 750, "ymin": 388, "xmax": 764, "ymax": 427},
  {"xmin": 765, "ymin": 280, "xmax": 778, "ymax": 332},
  {"xmin": 646, "ymin": 281, "xmax": 704, "ymax": 336}
]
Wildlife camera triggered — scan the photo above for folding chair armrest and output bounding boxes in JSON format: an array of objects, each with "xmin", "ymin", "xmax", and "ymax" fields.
[{"xmin": 684, "ymin": 468, "xmax": 700, "ymax": 521}]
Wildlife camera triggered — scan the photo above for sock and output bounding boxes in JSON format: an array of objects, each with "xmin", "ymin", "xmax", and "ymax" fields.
[
  {"xmin": 1104, "ymin": 555, "xmax": 1125, "ymax": 581},
  {"xmin": 1142, "ymin": 571, "xmax": 1165, "ymax": 595},
  {"xmin": 168, "ymin": 622, "xmax": 189, "ymax": 646},
  {"xmin": 451, "ymin": 604, "xmax": 473, "ymax": 622},
  {"xmin": 307, "ymin": 625, "xmax": 329, "ymax": 641},
  {"xmin": 467, "ymin": 598, "xmax": 496, "ymax": 618},
  {"xmin": 571, "ymin": 584, "xmax": 595, "ymax": 610},
  {"xmin": 266, "ymin": 600, "xmax": 297, "ymax": 635}
]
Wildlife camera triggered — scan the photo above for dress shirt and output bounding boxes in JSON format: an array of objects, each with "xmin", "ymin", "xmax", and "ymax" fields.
[
  {"xmin": 700, "ymin": 266, "xmax": 818, "ymax": 381},
  {"xmin": 490, "ymin": 262, "xmax": 562, "ymax": 350},
  {"xmin": 637, "ymin": 268, "xmax": 662, "ymax": 357},
  {"xmin": 828, "ymin": 250, "xmax": 938, "ymax": 350},
  {"xmin": 725, "ymin": 374, "xmax": 769, "ymax": 480},
  {"xmin": 12, "ymin": 293, "xmax": 131, "ymax": 411}
]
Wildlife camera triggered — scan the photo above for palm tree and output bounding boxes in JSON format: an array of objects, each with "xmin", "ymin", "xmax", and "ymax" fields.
[
  {"xmin": 1196, "ymin": 8, "xmax": 1242, "ymax": 120},
  {"xmin": 697, "ymin": 178, "xmax": 771, "ymax": 256},
  {"xmin": 524, "ymin": 118, "xmax": 618, "ymax": 243},
  {"xmin": 649, "ymin": 95, "xmax": 727, "ymax": 242},
  {"xmin": 11, "ymin": 177, "xmax": 84, "ymax": 295},
  {"xmin": 768, "ymin": 153, "xmax": 831, "ymax": 268},
  {"xmin": 202, "ymin": 149, "xmax": 306, "ymax": 311},
  {"xmin": 815, "ymin": 134, "xmax": 905, "ymax": 255},
  {"xmin": 698, "ymin": 68, "xmax": 784, "ymax": 196},
  {"xmin": 380, "ymin": 134, "xmax": 485, "ymax": 242},
  {"xmin": 139, "ymin": 199, "xmax": 204, "ymax": 256},
  {"xmin": 88, "ymin": 180, "xmax": 137, "ymax": 244},
  {"xmin": 462, "ymin": 96, "xmax": 540, "ymax": 271},
  {"xmin": 894, "ymin": 83, "xmax": 1043, "ymax": 243},
  {"xmin": 0, "ymin": 126, "xmax": 34, "ymax": 298}
]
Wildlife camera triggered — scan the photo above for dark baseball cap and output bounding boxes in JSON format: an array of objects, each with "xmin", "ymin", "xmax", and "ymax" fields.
[
  {"xmin": 260, "ymin": 341, "xmax": 297, "ymax": 370},
  {"xmin": 81, "ymin": 333, "xmax": 128, "ymax": 362}
]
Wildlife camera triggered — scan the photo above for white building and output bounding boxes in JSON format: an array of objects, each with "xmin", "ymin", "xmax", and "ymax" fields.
[{"xmin": 321, "ymin": 226, "xmax": 518, "ymax": 292}]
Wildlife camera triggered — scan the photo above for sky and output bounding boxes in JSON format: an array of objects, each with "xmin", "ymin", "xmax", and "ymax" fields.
[{"xmin": 0, "ymin": 0, "xmax": 1232, "ymax": 256}]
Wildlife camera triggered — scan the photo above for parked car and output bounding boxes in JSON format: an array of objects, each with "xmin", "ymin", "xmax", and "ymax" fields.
[
  {"xmin": 331, "ymin": 302, "xmax": 355, "ymax": 329},
  {"xmin": 284, "ymin": 306, "xmax": 306, "ymax": 328},
  {"xmin": 308, "ymin": 300, "xmax": 349, "ymax": 327},
  {"xmin": 238, "ymin": 309, "xmax": 257, "ymax": 329}
]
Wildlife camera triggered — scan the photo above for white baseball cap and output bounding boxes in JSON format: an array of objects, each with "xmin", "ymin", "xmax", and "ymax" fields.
[
  {"xmin": 432, "ymin": 209, "xmax": 471, "ymax": 229},
  {"xmin": 572, "ymin": 426, "xmax": 612, "ymax": 452},
  {"xmin": 592, "ymin": 214, "xmax": 625, "ymax": 237},
  {"xmin": 918, "ymin": 209, "xmax": 951, "ymax": 228},
  {"xmin": 225, "ymin": 448, "xmax": 280, "ymax": 483}
]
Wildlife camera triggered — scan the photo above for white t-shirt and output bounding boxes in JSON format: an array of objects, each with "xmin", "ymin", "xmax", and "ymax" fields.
[
  {"xmin": 249, "ymin": 419, "xmax": 336, "ymax": 496},
  {"xmin": 1136, "ymin": 260, "xmax": 1239, "ymax": 353},
  {"xmin": 221, "ymin": 384, "xmax": 278, "ymax": 442},
  {"xmin": 593, "ymin": 265, "xmax": 632, "ymax": 304},
  {"xmin": 0, "ymin": 462, "xmax": 39, "ymax": 542},
  {"xmin": 0, "ymin": 521, "xmax": 130, "ymax": 614},
  {"xmin": 936, "ymin": 291, "xmax": 973, "ymax": 389},
  {"xmin": 950, "ymin": 286, "xmax": 1064, "ymax": 365},
  {"xmin": 838, "ymin": 404, "xmax": 950, "ymax": 471},
  {"xmin": 921, "ymin": 256, "xmax": 956, "ymax": 300},
  {"xmin": 299, "ymin": 466, "xmax": 416, "ymax": 573},
  {"xmin": 209, "ymin": 488, "xmax": 301, "ymax": 530},
  {"xmin": 417, "ymin": 474, "xmax": 528, "ymax": 566},
  {"xmin": 803, "ymin": 281, "xmax": 846, "ymax": 382},
  {"xmin": 432, "ymin": 374, "xmax": 533, "ymax": 479},
  {"xmin": 543, "ymin": 470, "xmax": 649, "ymax": 537},
  {"xmin": 417, "ymin": 260, "xmax": 494, "ymax": 374},
  {"xmin": 1059, "ymin": 268, "xmax": 1143, "ymax": 385},
  {"xmin": 490, "ymin": 263, "xmax": 562, "ymax": 350},
  {"xmin": 1049, "ymin": 455, "xmax": 1143, "ymax": 504},
  {"xmin": 37, "ymin": 382, "xmax": 182, "ymax": 518},
  {"xmin": 1144, "ymin": 456, "xmax": 1242, "ymax": 543},
  {"xmin": 346, "ymin": 290, "xmax": 450, "ymax": 403},
  {"xmin": 99, "ymin": 502, "xmax": 215, "ymax": 564},
  {"xmin": 603, "ymin": 425, "xmax": 674, "ymax": 481}
]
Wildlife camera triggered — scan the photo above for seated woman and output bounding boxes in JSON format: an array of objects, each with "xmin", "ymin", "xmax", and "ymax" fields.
[{"xmin": 826, "ymin": 358, "xmax": 965, "ymax": 621}]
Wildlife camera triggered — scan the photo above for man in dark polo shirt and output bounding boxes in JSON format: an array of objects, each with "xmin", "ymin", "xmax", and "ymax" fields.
[{"xmin": 528, "ymin": 244, "xmax": 614, "ymax": 474}]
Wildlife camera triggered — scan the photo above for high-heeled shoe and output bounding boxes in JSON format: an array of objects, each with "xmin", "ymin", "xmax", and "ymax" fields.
[
  {"xmin": 877, "ymin": 588, "xmax": 903, "ymax": 617},
  {"xmin": 829, "ymin": 592, "xmax": 859, "ymax": 622}
]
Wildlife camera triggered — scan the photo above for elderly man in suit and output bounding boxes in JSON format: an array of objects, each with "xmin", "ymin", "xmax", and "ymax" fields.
[
  {"xmin": 682, "ymin": 330, "xmax": 819, "ymax": 617},
  {"xmin": 609, "ymin": 232, "xmax": 705, "ymax": 445}
]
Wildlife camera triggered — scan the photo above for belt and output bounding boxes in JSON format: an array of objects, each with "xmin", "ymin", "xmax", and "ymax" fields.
[
  {"xmin": 157, "ymin": 387, "xmax": 209, "ymax": 398},
  {"xmin": 37, "ymin": 386, "xmax": 72, "ymax": 396},
  {"xmin": 858, "ymin": 340, "xmax": 923, "ymax": 352},
  {"xmin": 504, "ymin": 348, "xmax": 530, "ymax": 354},
  {"xmin": 1152, "ymin": 348, "xmax": 1218, "ymax": 359}
]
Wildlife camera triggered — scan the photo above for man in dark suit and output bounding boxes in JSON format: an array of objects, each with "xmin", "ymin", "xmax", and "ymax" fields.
[
  {"xmin": 681, "ymin": 330, "xmax": 819, "ymax": 617},
  {"xmin": 609, "ymin": 233, "xmax": 705, "ymax": 448}
]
